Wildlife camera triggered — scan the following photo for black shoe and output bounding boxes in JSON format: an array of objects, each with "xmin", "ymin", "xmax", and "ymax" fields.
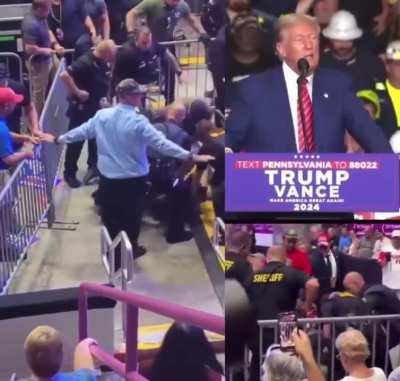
[
  {"xmin": 83, "ymin": 166, "xmax": 100, "ymax": 185},
  {"xmin": 133, "ymin": 245, "xmax": 147, "ymax": 259},
  {"xmin": 65, "ymin": 176, "xmax": 81, "ymax": 188},
  {"xmin": 166, "ymin": 231, "xmax": 193, "ymax": 244}
]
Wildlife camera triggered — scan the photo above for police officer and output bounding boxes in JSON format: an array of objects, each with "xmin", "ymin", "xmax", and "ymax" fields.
[
  {"xmin": 151, "ymin": 101, "xmax": 194, "ymax": 243},
  {"xmin": 113, "ymin": 26, "xmax": 184, "ymax": 93},
  {"xmin": 225, "ymin": 229, "xmax": 254, "ymax": 285},
  {"xmin": 125, "ymin": 0, "xmax": 207, "ymax": 103},
  {"xmin": 320, "ymin": 10, "xmax": 386, "ymax": 91},
  {"xmin": 41, "ymin": 78, "xmax": 214, "ymax": 268},
  {"xmin": 245, "ymin": 245, "xmax": 319, "ymax": 381},
  {"xmin": 60, "ymin": 39, "xmax": 116, "ymax": 188}
]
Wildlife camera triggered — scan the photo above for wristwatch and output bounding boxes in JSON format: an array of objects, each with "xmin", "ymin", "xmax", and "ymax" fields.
[{"xmin": 54, "ymin": 136, "xmax": 61, "ymax": 145}]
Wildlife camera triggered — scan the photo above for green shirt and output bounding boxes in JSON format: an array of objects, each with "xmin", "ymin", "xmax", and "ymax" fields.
[{"xmin": 134, "ymin": 0, "xmax": 190, "ymax": 41}]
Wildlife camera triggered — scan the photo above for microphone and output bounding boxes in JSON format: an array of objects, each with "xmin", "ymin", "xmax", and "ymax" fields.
[
  {"xmin": 297, "ymin": 58, "xmax": 310, "ymax": 80},
  {"xmin": 297, "ymin": 58, "xmax": 311, "ymax": 152}
]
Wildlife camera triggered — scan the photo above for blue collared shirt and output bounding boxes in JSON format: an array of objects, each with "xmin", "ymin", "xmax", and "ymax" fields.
[
  {"xmin": 0, "ymin": 117, "xmax": 14, "ymax": 169},
  {"xmin": 58, "ymin": 103, "xmax": 191, "ymax": 179}
]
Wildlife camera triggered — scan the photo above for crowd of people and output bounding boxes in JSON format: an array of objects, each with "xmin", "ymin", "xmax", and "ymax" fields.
[
  {"xmin": 225, "ymin": 224, "xmax": 400, "ymax": 381},
  {"xmin": 223, "ymin": 0, "xmax": 400, "ymax": 153},
  {"xmin": 17, "ymin": 322, "xmax": 222, "ymax": 380},
  {"xmin": 0, "ymin": 0, "xmax": 225, "ymax": 263}
]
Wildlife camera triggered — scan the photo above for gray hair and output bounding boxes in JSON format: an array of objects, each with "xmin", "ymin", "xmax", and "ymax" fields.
[
  {"xmin": 263, "ymin": 347, "xmax": 305, "ymax": 381},
  {"xmin": 276, "ymin": 13, "xmax": 321, "ymax": 42}
]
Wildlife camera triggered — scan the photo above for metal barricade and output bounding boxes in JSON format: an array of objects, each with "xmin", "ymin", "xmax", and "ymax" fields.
[
  {"xmin": 0, "ymin": 157, "xmax": 48, "ymax": 294},
  {"xmin": 148, "ymin": 39, "xmax": 213, "ymax": 108},
  {"xmin": 0, "ymin": 56, "xmax": 75, "ymax": 294},
  {"xmin": 38, "ymin": 57, "xmax": 73, "ymax": 228},
  {"xmin": 0, "ymin": 52, "xmax": 23, "ymax": 83},
  {"xmin": 100, "ymin": 226, "xmax": 134, "ymax": 340},
  {"xmin": 246, "ymin": 315, "xmax": 400, "ymax": 381},
  {"xmin": 212, "ymin": 217, "xmax": 225, "ymax": 265}
]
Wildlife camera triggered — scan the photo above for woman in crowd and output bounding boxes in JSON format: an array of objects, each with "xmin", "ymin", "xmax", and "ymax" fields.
[{"xmin": 336, "ymin": 329, "xmax": 387, "ymax": 381}]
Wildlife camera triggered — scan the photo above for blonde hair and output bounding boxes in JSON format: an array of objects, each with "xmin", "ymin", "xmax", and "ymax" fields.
[
  {"xmin": 24, "ymin": 325, "xmax": 63, "ymax": 378},
  {"xmin": 335, "ymin": 329, "xmax": 370, "ymax": 363},
  {"xmin": 276, "ymin": 13, "xmax": 321, "ymax": 42}
]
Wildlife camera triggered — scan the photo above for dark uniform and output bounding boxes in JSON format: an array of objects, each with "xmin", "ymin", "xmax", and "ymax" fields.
[
  {"xmin": 245, "ymin": 261, "xmax": 309, "ymax": 381},
  {"xmin": 113, "ymin": 38, "xmax": 165, "ymax": 89},
  {"xmin": 320, "ymin": 48, "xmax": 386, "ymax": 92},
  {"xmin": 197, "ymin": 139, "xmax": 224, "ymax": 218},
  {"xmin": 48, "ymin": 0, "xmax": 92, "ymax": 60},
  {"xmin": 375, "ymin": 81, "xmax": 398, "ymax": 139},
  {"xmin": 151, "ymin": 120, "xmax": 194, "ymax": 242},
  {"xmin": 64, "ymin": 52, "xmax": 110, "ymax": 181},
  {"xmin": 226, "ymin": 11, "xmax": 278, "ymax": 82},
  {"xmin": 225, "ymin": 251, "xmax": 253, "ymax": 286},
  {"xmin": 363, "ymin": 284, "xmax": 400, "ymax": 348}
]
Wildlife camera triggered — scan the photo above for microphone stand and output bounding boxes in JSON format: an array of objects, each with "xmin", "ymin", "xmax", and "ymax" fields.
[{"xmin": 297, "ymin": 74, "xmax": 310, "ymax": 152}]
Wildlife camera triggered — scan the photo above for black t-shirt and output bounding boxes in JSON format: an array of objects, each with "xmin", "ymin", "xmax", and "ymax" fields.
[
  {"xmin": 67, "ymin": 52, "xmax": 110, "ymax": 112},
  {"xmin": 113, "ymin": 40, "xmax": 166, "ymax": 86},
  {"xmin": 197, "ymin": 140, "xmax": 224, "ymax": 186},
  {"xmin": 251, "ymin": 0, "xmax": 297, "ymax": 17},
  {"xmin": 319, "ymin": 48, "xmax": 386, "ymax": 91},
  {"xmin": 339, "ymin": 0, "xmax": 381, "ymax": 31},
  {"xmin": 225, "ymin": 251, "xmax": 253, "ymax": 286},
  {"xmin": 4, "ymin": 79, "xmax": 31, "ymax": 134},
  {"xmin": 226, "ymin": 11, "xmax": 279, "ymax": 81},
  {"xmin": 246, "ymin": 261, "xmax": 309, "ymax": 320}
]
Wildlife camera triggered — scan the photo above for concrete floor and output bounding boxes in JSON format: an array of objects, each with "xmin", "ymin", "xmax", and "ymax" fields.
[{"xmin": 8, "ymin": 151, "xmax": 223, "ymax": 348}]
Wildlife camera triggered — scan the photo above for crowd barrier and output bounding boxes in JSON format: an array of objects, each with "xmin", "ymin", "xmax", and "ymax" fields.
[
  {"xmin": 212, "ymin": 217, "xmax": 225, "ymax": 265},
  {"xmin": 152, "ymin": 38, "xmax": 213, "ymax": 106},
  {"xmin": 0, "ymin": 52, "xmax": 23, "ymax": 83},
  {"xmin": 246, "ymin": 315, "xmax": 400, "ymax": 381},
  {"xmin": 0, "ymin": 57, "xmax": 71, "ymax": 294},
  {"xmin": 79, "ymin": 282, "xmax": 225, "ymax": 380}
]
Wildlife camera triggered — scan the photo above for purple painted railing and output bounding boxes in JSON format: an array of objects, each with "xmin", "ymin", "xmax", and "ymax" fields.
[{"xmin": 78, "ymin": 282, "xmax": 224, "ymax": 381}]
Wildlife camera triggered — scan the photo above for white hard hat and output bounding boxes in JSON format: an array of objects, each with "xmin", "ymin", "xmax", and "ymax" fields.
[
  {"xmin": 322, "ymin": 10, "xmax": 363, "ymax": 41},
  {"xmin": 392, "ymin": 230, "xmax": 400, "ymax": 238},
  {"xmin": 386, "ymin": 40, "xmax": 400, "ymax": 60},
  {"xmin": 390, "ymin": 131, "xmax": 400, "ymax": 153}
]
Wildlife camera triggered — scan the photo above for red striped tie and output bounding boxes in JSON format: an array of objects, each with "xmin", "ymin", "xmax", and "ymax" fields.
[{"xmin": 297, "ymin": 78, "xmax": 315, "ymax": 152}]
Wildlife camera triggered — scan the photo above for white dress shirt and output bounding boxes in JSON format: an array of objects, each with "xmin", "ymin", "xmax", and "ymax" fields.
[{"xmin": 282, "ymin": 62, "xmax": 314, "ymax": 152}]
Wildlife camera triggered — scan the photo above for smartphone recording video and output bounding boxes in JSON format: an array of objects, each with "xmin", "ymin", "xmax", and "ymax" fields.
[{"xmin": 277, "ymin": 311, "xmax": 297, "ymax": 352}]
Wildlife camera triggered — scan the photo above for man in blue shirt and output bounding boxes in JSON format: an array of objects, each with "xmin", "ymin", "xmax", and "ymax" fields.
[
  {"xmin": 42, "ymin": 79, "xmax": 213, "ymax": 266},
  {"xmin": 0, "ymin": 88, "xmax": 35, "ymax": 171}
]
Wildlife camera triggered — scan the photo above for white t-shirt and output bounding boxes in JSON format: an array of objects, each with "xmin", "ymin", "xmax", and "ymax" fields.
[{"xmin": 340, "ymin": 367, "xmax": 387, "ymax": 381}]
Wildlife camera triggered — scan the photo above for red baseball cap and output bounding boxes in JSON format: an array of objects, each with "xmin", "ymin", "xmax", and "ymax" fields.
[
  {"xmin": 0, "ymin": 87, "xmax": 24, "ymax": 104},
  {"xmin": 318, "ymin": 234, "xmax": 329, "ymax": 247}
]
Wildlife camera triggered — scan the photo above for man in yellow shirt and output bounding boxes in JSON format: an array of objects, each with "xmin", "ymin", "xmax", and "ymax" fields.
[{"xmin": 375, "ymin": 40, "xmax": 400, "ymax": 138}]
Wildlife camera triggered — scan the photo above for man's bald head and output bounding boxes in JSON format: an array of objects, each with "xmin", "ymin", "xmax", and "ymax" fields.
[
  {"xmin": 166, "ymin": 101, "xmax": 187, "ymax": 124},
  {"xmin": 267, "ymin": 245, "xmax": 287, "ymax": 263},
  {"xmin": 95, "ymin": 39, "xmax": 117, "ymax": 63},
  {"xmin": 343, "ymin": 272, "xmax": 365, "ymax": 296}
]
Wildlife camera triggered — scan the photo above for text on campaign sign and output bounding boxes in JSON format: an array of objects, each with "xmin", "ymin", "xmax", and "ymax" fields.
[{"xmin": 225, "ymin": 154, "xmax": 399, "ymax": 212}]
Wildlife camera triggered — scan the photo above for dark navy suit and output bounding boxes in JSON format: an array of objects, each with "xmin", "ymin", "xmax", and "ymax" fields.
[{"xmin": 226, "ymin": 66, "xmax": 392, "ymax": 153}]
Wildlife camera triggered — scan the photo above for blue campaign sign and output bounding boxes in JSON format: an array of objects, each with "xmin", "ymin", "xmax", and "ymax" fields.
[{"xmin": 225, "ymin": 153, "xmax": 400, "ymax": 213}]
